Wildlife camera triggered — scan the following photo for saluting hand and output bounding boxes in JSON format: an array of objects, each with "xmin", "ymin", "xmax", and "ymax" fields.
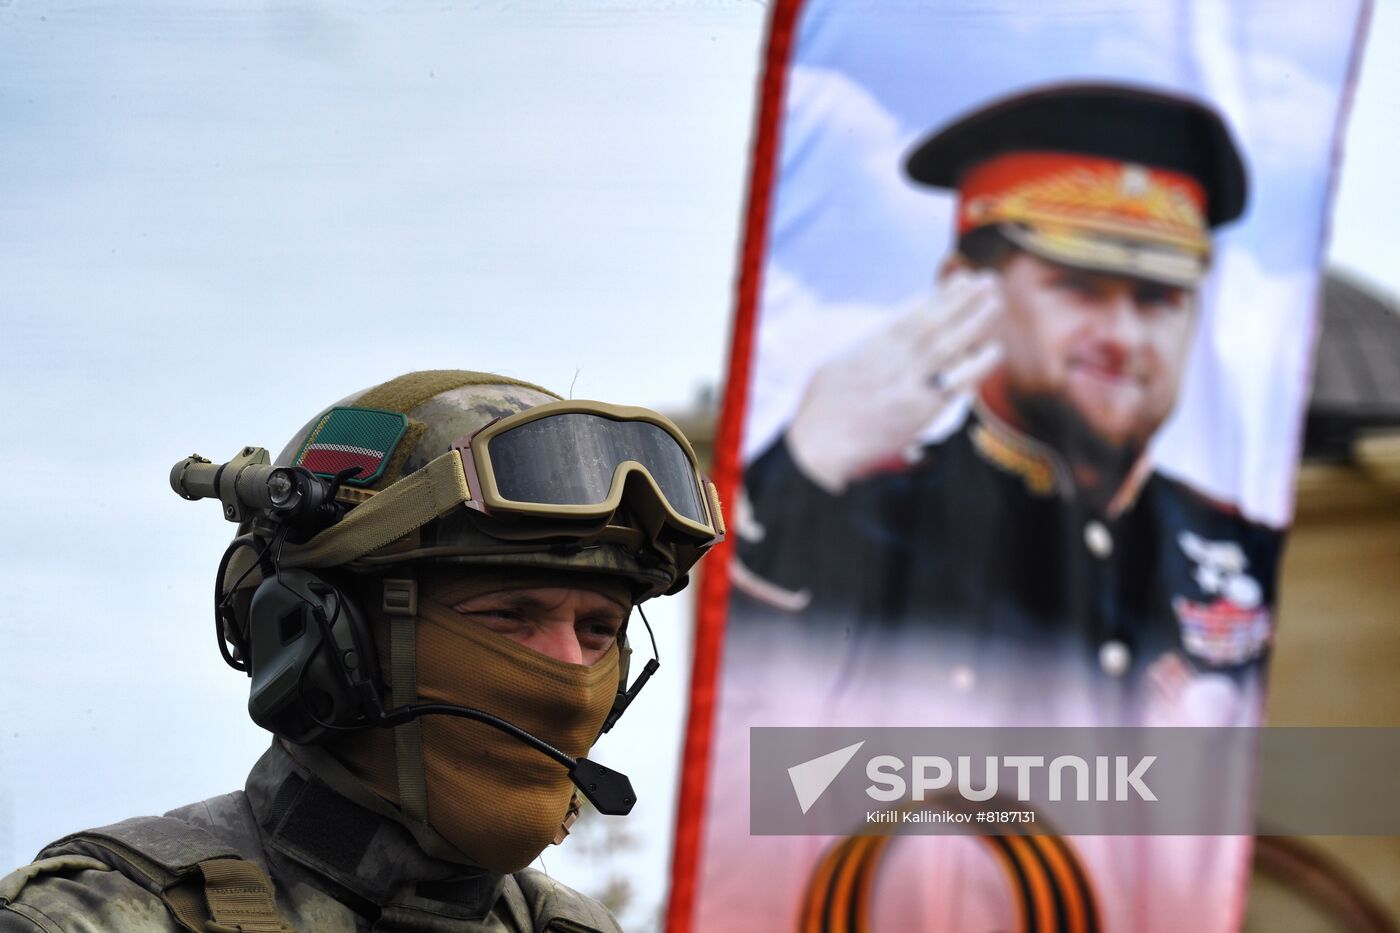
[{"xmin": 785, "ymin": 269, "xmax": 1005, "ymax": 493}]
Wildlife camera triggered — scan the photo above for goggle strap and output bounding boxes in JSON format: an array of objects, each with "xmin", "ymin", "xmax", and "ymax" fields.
[
  {"xmin": 281, "ymin": 450, "xmax": 471, "ymax": 569},
  {"xmin": 706, "ymin": 481, "xmax": 726, "ymax": 537}
]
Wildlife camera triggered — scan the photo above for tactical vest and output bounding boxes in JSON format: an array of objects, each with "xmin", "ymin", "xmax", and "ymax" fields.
[
  {"xmin": 0, "ymin": 816, "xmax": 617, "ymax": 932},
  {"xmin": 0, "ymin": 816, "xmax": 291, "ymax": 933}
]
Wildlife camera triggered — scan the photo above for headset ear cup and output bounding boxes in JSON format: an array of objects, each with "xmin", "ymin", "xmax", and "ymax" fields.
[{"xmin": 245, "ymin": 569, "xmax": 379, "ymax": 745}]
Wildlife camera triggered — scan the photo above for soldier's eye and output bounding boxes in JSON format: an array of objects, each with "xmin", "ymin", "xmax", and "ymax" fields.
[
  {"xmin": 578, "ymin": 617, "xmax": 621, "ymax": 645},
  {"xmin": 458, "ymin": 606, "xmax": 525, "ymax": 626}
]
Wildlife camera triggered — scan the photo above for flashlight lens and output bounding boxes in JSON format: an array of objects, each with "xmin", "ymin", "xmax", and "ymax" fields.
[{"xmin": 267, "ymin": 469, "xmax": 299, "ymax": 509}]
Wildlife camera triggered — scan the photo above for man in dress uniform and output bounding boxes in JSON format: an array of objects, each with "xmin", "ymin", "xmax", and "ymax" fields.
[
  {"xmin": 0, "ymin": 371, "xmax": 723, "ymax": 931},
  {"xmin": 733, "ymin": 84, "xmax": 1278, "ymax": 697}
]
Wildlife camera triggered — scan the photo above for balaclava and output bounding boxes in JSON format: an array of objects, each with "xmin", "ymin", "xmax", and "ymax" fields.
[{"xmin": 332, "ymin": 567, "xmax": 630, "ymax": 873}]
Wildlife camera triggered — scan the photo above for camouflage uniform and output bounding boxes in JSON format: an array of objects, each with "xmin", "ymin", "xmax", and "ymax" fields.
[{"xmin": 0, "ymin": 741, "xmax": 621, "ymax": 932}]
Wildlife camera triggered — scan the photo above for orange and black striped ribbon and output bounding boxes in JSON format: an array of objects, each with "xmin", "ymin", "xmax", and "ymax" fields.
[{"xmin": 799, "ymin": 800, "xmax": 1099, "ymax": 933}]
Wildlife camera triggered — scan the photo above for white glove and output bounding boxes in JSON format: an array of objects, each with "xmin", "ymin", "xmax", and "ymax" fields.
[{"xmin": 786, "ymin": 269, "xmax": 1005, "ymax": 493}]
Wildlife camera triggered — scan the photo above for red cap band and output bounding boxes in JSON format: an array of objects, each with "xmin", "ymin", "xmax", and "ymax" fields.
[{"xmin": 957, "ymin": 151, "xmax": 1209, "ymax": 252}]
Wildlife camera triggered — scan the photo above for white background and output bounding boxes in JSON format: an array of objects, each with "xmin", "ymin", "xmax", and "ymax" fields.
[{"xmin": 0, "ymin": 2, "xmax": 1395, "ymax": 929}]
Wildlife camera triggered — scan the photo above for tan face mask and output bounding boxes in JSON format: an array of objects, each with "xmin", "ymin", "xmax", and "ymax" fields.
[{"xmin": 333, "ymin": 571, "xmax": 625, "ymax": 874}]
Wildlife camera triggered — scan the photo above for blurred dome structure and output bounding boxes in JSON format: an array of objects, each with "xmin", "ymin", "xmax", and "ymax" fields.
[{"xmin": 1304, "ymin": 272, "xmax": 1400, "ymax": 461}]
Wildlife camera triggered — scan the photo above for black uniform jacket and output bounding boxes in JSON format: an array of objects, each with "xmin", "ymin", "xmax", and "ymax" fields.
[{"xmin": 734, "ymin": 411, "xmax": 1282, "ymax": 683}]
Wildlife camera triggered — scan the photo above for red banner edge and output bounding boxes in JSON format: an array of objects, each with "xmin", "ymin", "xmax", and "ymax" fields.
[{"xmin": 664, "ymin": 2, "xmax": 807, "ymax": 930}]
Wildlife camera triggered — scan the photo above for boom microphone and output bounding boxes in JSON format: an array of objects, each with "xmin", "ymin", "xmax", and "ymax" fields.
[{"xmin": 371, "ymin": 700, "xmax": 636, "ymax": 816}]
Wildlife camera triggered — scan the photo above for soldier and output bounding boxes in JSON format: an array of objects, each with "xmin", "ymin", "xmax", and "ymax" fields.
[
  {"xmin": 0, "ymin": 370, "xmax": 724, "ymax": 931},
  {"xmin": 734, "ymin": 84, "xmax": 1278, "ymax": 699}
]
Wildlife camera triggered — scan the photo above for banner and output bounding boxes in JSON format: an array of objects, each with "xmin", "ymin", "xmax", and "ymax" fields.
[{"xmin": 672, "ymin": 2, "xmax": 1370, "ymax": 931}]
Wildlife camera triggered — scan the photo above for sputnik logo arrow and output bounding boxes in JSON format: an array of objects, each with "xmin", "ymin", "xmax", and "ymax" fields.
[{"xmin": 788, "ymin": 741, "xmax": 865, "ymax": 814}]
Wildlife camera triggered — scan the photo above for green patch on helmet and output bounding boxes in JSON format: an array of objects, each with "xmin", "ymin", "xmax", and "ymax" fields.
[{"xmin": 294, "ymin": 406, "xmax": 409, "ymax": 486}]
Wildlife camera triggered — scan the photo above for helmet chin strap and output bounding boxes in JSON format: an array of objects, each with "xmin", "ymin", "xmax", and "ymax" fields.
[
  {"xmin": 382, "ymin": 574, "xmax": 429, "ymax": 825},
  {"xmin": 601, "ymin": 603, "xmax": 660, "ymax": 735}
]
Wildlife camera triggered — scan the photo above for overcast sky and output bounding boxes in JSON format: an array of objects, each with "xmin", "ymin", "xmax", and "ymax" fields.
[{"xmin": 0, "ymin": 2, "xmax": 1394, "ymax": 929}]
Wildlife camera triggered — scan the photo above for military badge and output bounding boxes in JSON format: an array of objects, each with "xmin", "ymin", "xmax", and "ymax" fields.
[
  {"xmin": 1173, "ymin": 531, "xmax": 1273, "ymax": 665},
  {"xmin": 293, "ymin": 406, "xmax": 408, "ymax": 486}
]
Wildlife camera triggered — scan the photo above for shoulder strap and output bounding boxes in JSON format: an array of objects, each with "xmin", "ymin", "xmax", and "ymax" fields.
[
  {"xmin": 0, "ymin": 854, "xmax": 110, "ymax": 904},
  {"xmin": 39, "ymin": 816, "xmax": 294, "ymax": 933},
  {"xmin": 510, "ymin": 868, "xmax": 621, "ymax": 933}
]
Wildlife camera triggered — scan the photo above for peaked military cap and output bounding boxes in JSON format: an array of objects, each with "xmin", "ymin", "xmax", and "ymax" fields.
[{"xmin": 905, "ymin": 83, "xmax": 1249, "ymax": 285}]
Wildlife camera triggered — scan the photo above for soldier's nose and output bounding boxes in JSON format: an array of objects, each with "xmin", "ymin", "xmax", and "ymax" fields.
[{"xmin": 522, "ymin": 622, "xmax": 586, "ymax": 666}]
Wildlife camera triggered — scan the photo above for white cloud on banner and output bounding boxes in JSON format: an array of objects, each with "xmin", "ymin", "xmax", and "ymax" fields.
[
  {"xmin": 1236, "ymin": 49, "xmax": 1344, "ymax": 175},
  {"xmin": 1088, "ymin": 4, "xmax": 1181, "ymax": 83},
  {"xmin": 1153, "ymin": 246, "xmax": 1321, "ymax": 526},
  {"xmin": 771, "ymin": 65, "xmax": 950, "ymax": 305}
]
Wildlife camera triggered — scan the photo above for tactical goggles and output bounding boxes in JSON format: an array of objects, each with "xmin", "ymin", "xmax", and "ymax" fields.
[{"xmin": 454, "ymin": 401, "xmax": 724, "ymax": 545}]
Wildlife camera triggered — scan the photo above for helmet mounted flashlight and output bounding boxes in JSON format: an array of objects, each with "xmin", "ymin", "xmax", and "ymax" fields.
[{"xmin": 170, "ymin": 447, "xmax": 357, "ymax": 537}]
